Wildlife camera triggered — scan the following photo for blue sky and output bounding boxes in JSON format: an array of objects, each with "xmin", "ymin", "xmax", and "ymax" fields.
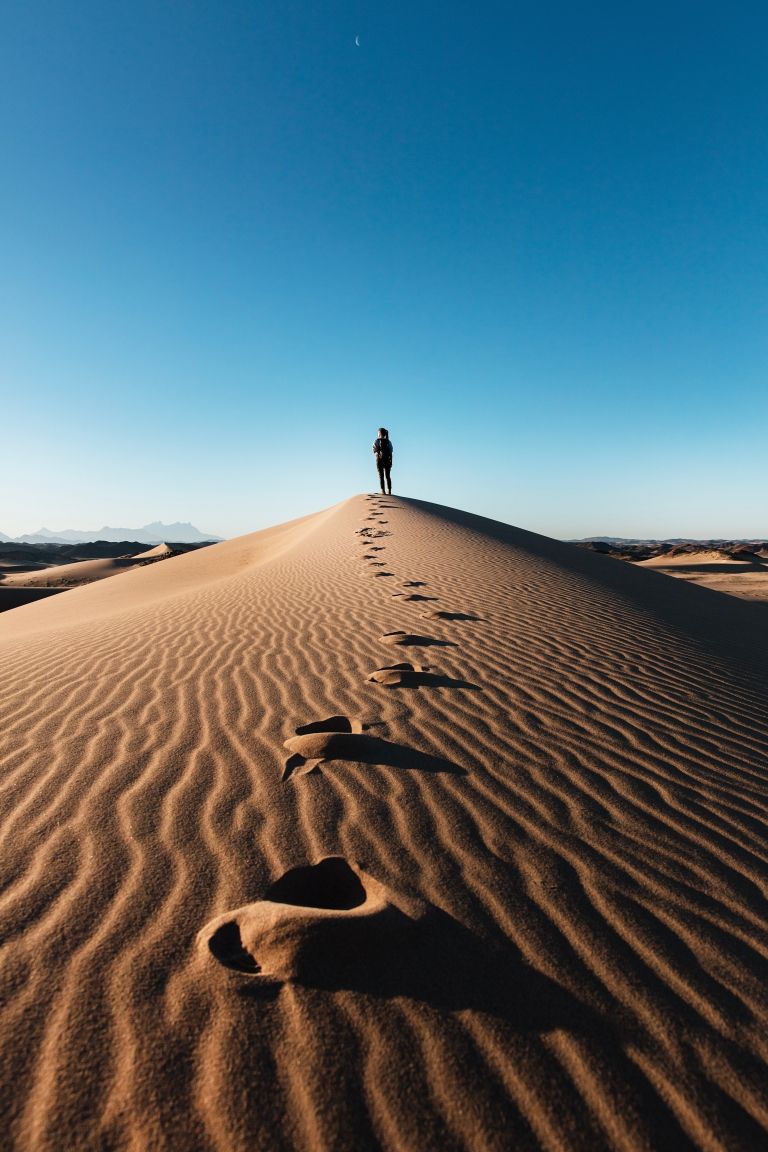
[{"xmin": 2, "ymin": 1, "xmax": 766, "ymax": 539}]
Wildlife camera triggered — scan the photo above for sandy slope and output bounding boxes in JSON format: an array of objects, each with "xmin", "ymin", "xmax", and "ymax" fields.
[
  {"xmin": 0, "ymin": 544, "xmax": 175, "ymax": 589},
  {"xmin": 1, "ymin": 495, "xmax": 767, "ymax": 1151}
]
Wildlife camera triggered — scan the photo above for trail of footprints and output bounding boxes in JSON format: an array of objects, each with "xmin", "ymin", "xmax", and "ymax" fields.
[
  {"xmin": 201, "ymin": 493, "xmax": 482, "ymax": 975},
  {"xmin": 290, "ymin": 494, "xmax": 483, "ymax": 780}
]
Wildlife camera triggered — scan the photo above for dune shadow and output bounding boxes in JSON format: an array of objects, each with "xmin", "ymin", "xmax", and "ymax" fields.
[{"xmin": 653, "ymin": 562, "xmax": 767, "ymax": 575}]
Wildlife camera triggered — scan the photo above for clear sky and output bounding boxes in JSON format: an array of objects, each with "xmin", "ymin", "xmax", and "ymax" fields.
[{"xmin": 3, "ymin": 1, "xmax": 766, "ymax": 540}]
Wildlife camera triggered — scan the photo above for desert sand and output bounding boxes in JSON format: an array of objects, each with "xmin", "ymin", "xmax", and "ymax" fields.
[
  {"xmin": 639, "ymin": 551, "xmax": 768, "ymax": 603},
  {"xmin": 1, "ymin": 494, "xmax": 767, "ymax": 1150},
  {"xmin": 0, "ymin": 543, "xmax": 175, "ymax": 589}
]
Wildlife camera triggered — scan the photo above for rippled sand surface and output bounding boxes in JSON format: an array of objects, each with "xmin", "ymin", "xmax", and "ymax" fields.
[{"xmin": 1, "ymin": 494, "xmax": 767, "ymax": 1150}]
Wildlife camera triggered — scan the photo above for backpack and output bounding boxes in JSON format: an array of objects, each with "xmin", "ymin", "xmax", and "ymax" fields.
[{"xmin": 376, "ymin": 437, "xmax": 392, "ymax": 462}]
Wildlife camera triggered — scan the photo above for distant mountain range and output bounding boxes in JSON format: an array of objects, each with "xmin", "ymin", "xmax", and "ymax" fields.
[
  {"xmin": 0, "ymin": 521, "xmax": 223, "ymax": 545},
  {"xmin": 574, "ymin": 538, "xmax": 768, "ymax": 563},
  {"xmin": 573, "ymin": 537, "xmax": 766, "ymax": 545}
]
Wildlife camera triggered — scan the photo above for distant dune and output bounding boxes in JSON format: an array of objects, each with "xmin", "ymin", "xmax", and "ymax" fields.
[
  {"xmin": 578, "ymin": 539, "xmax": 768, "ymax": 602},
  {"xmin": 0, "ymin": 542, "xmax": 209, "ymax": 611},
  {"xmin": 640, "ymin": 548, "xmax": 750, "ymax": 565},
  {"xmin": 1, "ymin": 555, "xmax": 155, "ymax": 589},
  {"xmin": 1, "ymin": 495, "xmax": 767, "ymax": 1150}
]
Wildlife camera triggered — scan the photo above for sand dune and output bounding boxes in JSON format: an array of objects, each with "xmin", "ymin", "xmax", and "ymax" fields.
[
  {"xmin": 639, "ymin": 550, "xmax": 768, "ymax": 602},
  {"xmin": 640, "ymin": 549, "xmax": 753, "ymax": 566},
  {"xmin": 1, "ymin": 494, "xmax": 767, "ymax": 1150},
  {"xmin": 1, "ymin": 543, "xmax": 177, "ymax": 590}
]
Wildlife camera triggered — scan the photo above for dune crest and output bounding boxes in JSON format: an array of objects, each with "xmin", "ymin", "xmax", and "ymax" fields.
[{"xmin": 1, "ymin": 494, "xmax": 768, "ymax": 1150}]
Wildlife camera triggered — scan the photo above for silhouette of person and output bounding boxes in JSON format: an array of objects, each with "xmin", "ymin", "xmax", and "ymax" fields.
[{"xmin": 373, "ymin": 427, "xmax": 393, "ymax": 495}]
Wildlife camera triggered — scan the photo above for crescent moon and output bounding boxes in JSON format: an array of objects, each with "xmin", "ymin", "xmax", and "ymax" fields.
[{"xmin": 355, "ymin": 35, "xmax": 360, "ymax": 46}]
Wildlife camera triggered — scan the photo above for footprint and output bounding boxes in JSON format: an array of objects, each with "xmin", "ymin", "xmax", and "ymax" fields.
[
  {"xmin": 372, "ymin": 571, "xmax": 395, "ymax": 578},
  {"xmin": 199, "ymin": 861, "xmax": 587, "ymax": 1024},
  {"xmin": 402, "ymin": 594, "xmax": 439, "ymax": 602},
  {"xmin": 378, "ymin": 631, "xmax": 456, "ymax": 648},
  {"xmin": 199, "ymin": 857, "xmax": 420, "ymax": 980},
  {"xmin": 402, "ymin": 581, "xmax": 427, "ymax": 588},
  {"xmin": 420, "ymin": 611, "xmax": 482, "ymax": 622},
  {"xmin": 283, "ymin": 722, "xmax": 464, "ymax": 779},
  {"xmin": 367, "ymin": 664, "xmax": 481, "ymax": 690},
  {"xmin": 283, "ymin": 716, "xmax": 363, "ymax": 778},
  {"xmin": 368, "ymin": 561, "xmax": 386, "ymax": 567}
]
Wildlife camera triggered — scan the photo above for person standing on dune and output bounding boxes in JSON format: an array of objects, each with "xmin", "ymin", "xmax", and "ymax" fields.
[{"xmin": 373, "ymin": 427, "xmax": 393, "ymax": 495}]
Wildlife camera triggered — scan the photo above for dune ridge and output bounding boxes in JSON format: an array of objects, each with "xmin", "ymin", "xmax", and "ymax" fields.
[{"xmin": 1, "ymin": 494, "xmax": 767, "ymax": 1150}]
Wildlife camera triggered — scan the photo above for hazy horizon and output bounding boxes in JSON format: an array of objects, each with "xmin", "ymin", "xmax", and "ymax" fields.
[
  {"xmin": 4, "ymin": 2, "xmax": 766, "ymax": 540},
  {"xmin": 3, "ymin": 496, "xmax": 767, "ymax": 546}
]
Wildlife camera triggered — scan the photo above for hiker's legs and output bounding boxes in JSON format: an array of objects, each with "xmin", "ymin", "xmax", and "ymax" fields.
[
  {"xmin": 384, "ymin": 463, "xmax": 392, "ymax": 494},
  {"xmin": 376, "ymin": 460, "xmax": 386, "ymax": 493}
]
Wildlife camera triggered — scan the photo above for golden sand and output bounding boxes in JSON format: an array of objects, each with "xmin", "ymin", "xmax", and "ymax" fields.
[{"xmin": 1, "ymin": 495, "xmax": 767, "ymax": 1149}]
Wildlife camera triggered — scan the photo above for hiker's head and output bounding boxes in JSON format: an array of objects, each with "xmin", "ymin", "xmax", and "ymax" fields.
[{"xmin": 378, "ymin": 427, "xmax": 388, "ymax": 438}]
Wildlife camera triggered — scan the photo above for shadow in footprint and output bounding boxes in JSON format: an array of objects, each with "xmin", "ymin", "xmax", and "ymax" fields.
[
  {"xmin": 379, "ymin": 631, "xmax": 456, "ymax": 648},
  {"xmin": 283, "ymin": 725, "xmax": 465, "ymax": 779},
  {"xmin": 402, "ymin": 581, "xmax": 427, "ymax": 588},
  {"xmin": 372, "ymin": 572, "xmax": 395, "ymax": 578},
  {"xmin": 403, "ymin": 594, "xmax": 439, "ymax": 602},
  {"xmin": 420, "ymin": 611, "xmax": 483, "ymax": 622},
  {"xmin": 367, "ymin": 664, "xmax": 482, "ymax": 690}
]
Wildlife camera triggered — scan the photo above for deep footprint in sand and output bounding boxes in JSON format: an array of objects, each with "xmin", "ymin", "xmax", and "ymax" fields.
[
  {"xmin": 366, "ymin": 663, "xmax": 480, "ymax": 689},
  {"xmin": 372, "ymin": 571, "xmax": 395, "ymax": 578},
  {"xmin": 199, "ymin": 857, "xmax": 424, "ymax": 980},
  {"xmin": 379, "ymin": 631, "xmax": 456, "ymax": 648},
  {"xmin": 420, "ymin": 610, "xmax": 483, "ymax": 622},
  {"xmin": 282, "ymin": 718, "xmax": 464, "ymax": 779}
]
